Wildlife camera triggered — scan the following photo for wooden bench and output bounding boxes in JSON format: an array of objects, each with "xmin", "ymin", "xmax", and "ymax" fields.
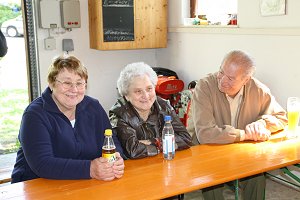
[{"xmin": 0, "ymin": 167, "xmax": 12, "ymax": 185}]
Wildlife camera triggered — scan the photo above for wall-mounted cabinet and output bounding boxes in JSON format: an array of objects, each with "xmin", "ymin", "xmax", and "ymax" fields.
[{"xmin": 88, "ymin": 0, "xmax": 167, "ymax": 50}]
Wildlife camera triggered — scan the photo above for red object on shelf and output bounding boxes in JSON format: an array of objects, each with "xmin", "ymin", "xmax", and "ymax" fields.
[{"xmin": 230, "ymin": 19, "xmax": 237, "ymax": 25}]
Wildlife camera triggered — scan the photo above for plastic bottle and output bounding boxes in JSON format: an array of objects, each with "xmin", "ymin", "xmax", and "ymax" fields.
[
  {"xmin": 102, "ymin": 129, "xmax": 116, "ymax": 162},
  {"xmin": 162, "ymin": 115, "xmax": 175, "ymax": 160}
]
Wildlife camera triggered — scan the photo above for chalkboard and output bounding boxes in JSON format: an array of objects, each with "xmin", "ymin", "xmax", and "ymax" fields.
[
  {"xmin": 103, "ymin": 0, "xmax": 133, "ymax": 7},
  {"xmin": 102, "ymin": 0, "xmax": 134, "ymax": 42}
]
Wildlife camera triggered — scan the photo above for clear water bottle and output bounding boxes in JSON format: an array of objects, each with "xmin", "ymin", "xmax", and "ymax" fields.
[
  {"xmin": 162, "ymin": 115, "xmax": 175, "ymax": 160},
  {"xmin": 102, "ymin": 129, "xmax": 116, "ymax": 162}
]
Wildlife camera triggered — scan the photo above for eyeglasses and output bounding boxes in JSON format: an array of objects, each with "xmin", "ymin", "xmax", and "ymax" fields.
[
  {"xmin": 217, "ymin": 68, "xmax": 238, "ymax": 84},
  {"xmin": 55, "ymin": 79, "xmax": 86, "ymax": 90}
]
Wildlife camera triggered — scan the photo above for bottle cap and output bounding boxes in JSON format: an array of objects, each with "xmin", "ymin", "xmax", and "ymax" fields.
[
  {"xmin": 164, "ymin": 115, "xmax": 171, "ymax": 121},
  {"xmin": 104, "ymin": 129, "xmax": 112, "ymax": 136}
]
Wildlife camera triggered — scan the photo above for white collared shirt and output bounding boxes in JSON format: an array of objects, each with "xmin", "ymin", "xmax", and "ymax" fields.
[
  {"xmin": 70, "ymin": 119, "xmax": 76, "ymax": 128},
  {"xmin": 226, "ymin": 86, "xmax": 244, "ymax": 128}
]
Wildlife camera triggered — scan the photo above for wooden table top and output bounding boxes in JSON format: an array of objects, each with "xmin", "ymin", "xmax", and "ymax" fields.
[{"xmin": 1, "ymin": 132, "xmax": 300, "ymax": 200}]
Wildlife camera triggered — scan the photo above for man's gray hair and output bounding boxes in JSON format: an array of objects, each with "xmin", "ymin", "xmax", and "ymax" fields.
[
  {"xmin": 117, "ymin": 62, "xmax": 158, "ymax": 96},
  {"xmin": 221, "ymin": 50, "xmax": 256, "ymax": 77}
]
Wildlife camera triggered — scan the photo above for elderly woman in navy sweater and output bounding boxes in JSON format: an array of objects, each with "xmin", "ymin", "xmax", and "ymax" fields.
[{"xmin": 11, "ymin": 55, "xmax": 124, "ymax": 183}]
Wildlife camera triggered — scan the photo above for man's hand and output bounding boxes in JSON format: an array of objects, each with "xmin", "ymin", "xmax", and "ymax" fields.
[
  {"xmin": 245, "ymin": 120, "xmax": 271, "ymax": 141},
  {"xmin": 262, "ymin": 115, "xmax": 286, "ymax": 132}
]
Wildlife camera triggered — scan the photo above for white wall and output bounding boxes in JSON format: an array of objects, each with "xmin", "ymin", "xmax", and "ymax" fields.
[
  {"xmin": 239, "ymin": 0, "xmax": 300, "ymax": 28},
  {"xmin": 156, "ymin": 0, "xmax": 300, "ymax": 109},
  {"xmin": 35, "ymin": 0, "xmax": 157, "ymax": 112},
  {"xmin": 35, "ymin": 0, "xmax": 300, "ymax": 111},
  {"xmin": 176, "ymin": 0, "xmax": 300, "ymax": 28}
]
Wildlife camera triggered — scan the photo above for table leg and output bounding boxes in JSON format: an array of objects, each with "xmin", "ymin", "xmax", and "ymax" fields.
[
  {"xmin": 234, "ymin": 179, "xmax": 239, "ymax": 200},
  {"xmin": 281, "ymin": 167, "xmax": 300, "ymax": 184},
  {"xmin": 266, "ymin": 170, "xmax": 300, "ymax": 188}
]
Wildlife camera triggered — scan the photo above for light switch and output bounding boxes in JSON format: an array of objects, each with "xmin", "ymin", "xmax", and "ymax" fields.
[{"xmin": 44, "ymin": 38, "xmax": 56, "ymax": 50}]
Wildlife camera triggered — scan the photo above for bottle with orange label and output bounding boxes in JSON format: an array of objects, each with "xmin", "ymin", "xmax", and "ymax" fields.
[{"xmin": 102, "ymin": 129, "xmax": 116, "ymax": 162}]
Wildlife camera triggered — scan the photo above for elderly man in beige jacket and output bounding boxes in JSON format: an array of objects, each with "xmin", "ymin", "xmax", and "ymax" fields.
[{"xmin": 188, "ymin": 50, "xmax": 288, "ymax": 200}]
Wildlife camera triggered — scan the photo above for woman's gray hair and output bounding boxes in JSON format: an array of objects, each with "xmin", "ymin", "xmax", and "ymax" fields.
[
  {"xmin": 117, "ymin": 62, "xmax": 158, "ymax": 96},
  {"xmin": 221, "ymin": 50, "xmax": 256, "ymax": 77}
]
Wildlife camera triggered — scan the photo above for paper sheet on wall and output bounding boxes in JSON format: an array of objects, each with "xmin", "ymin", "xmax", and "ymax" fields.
[{"xmin": 260, "ymin": 0, "xmax": 286, "ymax": 16}]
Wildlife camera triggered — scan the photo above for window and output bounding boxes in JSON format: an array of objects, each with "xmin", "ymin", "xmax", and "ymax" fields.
[
  {"xmin": 0, "ymin": 0, "xmax": 40, "ymax": 185},
  {"xmin": 189, "ymin": 0, "xmax": 237, "ymax": 25}
]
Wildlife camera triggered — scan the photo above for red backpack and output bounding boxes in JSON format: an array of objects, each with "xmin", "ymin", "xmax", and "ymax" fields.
[
  {"xmin": 155, "ymin": 75, "xmax": 184, "ymax": 100},
  {"xmin": 153, "ymin": 67, "xmax": 197, "ymax": 127},
  {"xmin": 153, "ymin": 67, "xmax": 184, "ymax": 102}
]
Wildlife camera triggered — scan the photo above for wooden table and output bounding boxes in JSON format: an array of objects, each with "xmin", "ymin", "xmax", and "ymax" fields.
[{"xmin": 1, "ymin": 132, "xmax": 300, "ymax": 200}]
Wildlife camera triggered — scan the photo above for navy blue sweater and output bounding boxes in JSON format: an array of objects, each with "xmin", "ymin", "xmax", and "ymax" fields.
[{"xmin": 11, "ymin": 87, "xmax": 123, "ymax": 183}]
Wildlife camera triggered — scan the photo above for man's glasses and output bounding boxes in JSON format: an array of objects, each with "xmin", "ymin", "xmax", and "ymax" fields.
[
  {"xmin": 217, "ymin": 68, "xmax": 238, "ymax": 83},
  {"xmin": 55, "ymin": 79, "xmax": 86, "ymax": 90}
]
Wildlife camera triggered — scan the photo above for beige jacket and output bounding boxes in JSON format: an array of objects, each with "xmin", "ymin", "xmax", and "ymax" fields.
[{"xmin": 188, "ymin": 72, "xmax": 287, "ymax": 144}]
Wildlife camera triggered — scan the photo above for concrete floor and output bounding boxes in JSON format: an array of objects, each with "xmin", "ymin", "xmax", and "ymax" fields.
[{"xmin": 184, "ymin": 177, "xmax": 300, "ymax": 200}]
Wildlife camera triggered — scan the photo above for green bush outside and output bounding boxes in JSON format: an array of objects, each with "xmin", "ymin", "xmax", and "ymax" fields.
[
  {"xmin": 0, "ymin": 4, "xmax": 22, "ymax": 26},
  {"xmin": 0, "ymin": 89, "xmax": 28, "ymax": 154}
]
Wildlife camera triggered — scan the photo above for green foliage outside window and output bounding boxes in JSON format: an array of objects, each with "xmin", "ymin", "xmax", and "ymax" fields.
[
  {"xmin": 0, "ymin": 4, "xmax": 21, "ymax": 26},
  {"xmin": 0, "ymin": 89, "xmax": 28, "ymax": 154}
]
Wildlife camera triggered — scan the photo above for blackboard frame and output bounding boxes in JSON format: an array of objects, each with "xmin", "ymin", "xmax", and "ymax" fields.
[{"xmin": 102, "ymin": 0, "xmax": 134, "ymax": 42}]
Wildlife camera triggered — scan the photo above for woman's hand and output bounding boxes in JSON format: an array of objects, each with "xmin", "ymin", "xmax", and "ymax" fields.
[
  {"xmin": 90, "ymin": 157, "xmax": 115, "ymax": 181},
  {"xmin": 112, "ymin": 152, "xmax": 125, "ymax": 179},
  {"xmin": 90, "ymin": 152, "xmax": 125, "ymax": 181}
]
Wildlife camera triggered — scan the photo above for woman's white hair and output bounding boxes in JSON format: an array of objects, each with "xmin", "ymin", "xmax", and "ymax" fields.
[{"xmin": 117, "ymin": 62, "xmax": 158, "ymax": 96}]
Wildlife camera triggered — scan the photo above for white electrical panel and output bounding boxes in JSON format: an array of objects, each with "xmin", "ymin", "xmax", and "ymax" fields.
[
  {"xmin": 39, "ymin": 0, "xmax": 61, "ymax": 28},
  {"xmin": 61, "ymin": 0, "xmax": 81, "ymax": 28}
]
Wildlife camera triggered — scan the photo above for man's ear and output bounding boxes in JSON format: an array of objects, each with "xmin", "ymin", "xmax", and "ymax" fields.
[
  {"xmin": 243, "ymin": 76, "xmax": 251, "ymax": 85},
  {"xmin": 124, "ymin": 95, "xmax": 130, "ymax": 102}
]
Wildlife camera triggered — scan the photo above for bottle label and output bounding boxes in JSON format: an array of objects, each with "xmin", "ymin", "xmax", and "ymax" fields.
[
  {"xmin": 102, "ymin": 147, "xmax": 116, "ymax": 162},
  {"xmin": 102, "ymin": 153, "xmax": 116, "ymax": 162},
  {"xmin": 163, "ymin": 135, "xmax": 175, "ymax": 154}
]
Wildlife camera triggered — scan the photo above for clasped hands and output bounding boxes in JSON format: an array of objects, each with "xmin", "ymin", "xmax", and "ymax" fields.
[
  {"xmin": 244, "ymin": 120, "xmax": 271, "ymax": 141},
  {"xmin": 140, "ymin": 137, "xmax": 178, "ymax": 152},
  {"xmin": 90, "ymin": 152, "xmax": 125, "ymax": 181},
  {"xmin": 140, "ymin": 138, "xmax": 163, "ymax": 153}
]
